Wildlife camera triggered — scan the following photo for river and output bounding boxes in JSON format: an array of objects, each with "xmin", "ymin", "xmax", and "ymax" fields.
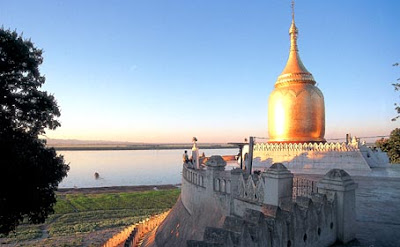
[{"xmin": 58, "ymin": 148, "xmax": 238, "ymax": 188}]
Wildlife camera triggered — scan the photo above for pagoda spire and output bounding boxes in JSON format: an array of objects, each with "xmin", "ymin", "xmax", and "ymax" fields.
[
  {"xmin": 289, "ymin": 0, "xmax": 298, "ymax": 52},
  {"xmin": 275, "ymin": 0, "xmax": 316, "ymax": 87}
]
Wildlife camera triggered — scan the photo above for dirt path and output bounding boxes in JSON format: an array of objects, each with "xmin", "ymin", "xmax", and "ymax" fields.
[{"xmin": 37, "ymin": 214, "xmax": 62, "ymax": 241}]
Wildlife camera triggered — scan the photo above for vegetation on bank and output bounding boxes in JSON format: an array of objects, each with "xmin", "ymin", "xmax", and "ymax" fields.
[{"xmin": 0, "ymin": 188, "xmax": 180, "ymax": 246}]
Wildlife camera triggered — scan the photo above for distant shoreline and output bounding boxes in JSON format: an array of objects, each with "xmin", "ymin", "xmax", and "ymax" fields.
[{"xmin": 50, "ymin": 143, "xmax": 237, "ymax": 151}]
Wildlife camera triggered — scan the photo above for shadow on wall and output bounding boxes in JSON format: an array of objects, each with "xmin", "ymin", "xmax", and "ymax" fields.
[
  {"xmin": 251, "ymin": 150, "xmax": 372, "ymax": 175},
  {"xmin": 253, "ymin": 151, "xmax": 329, "ymax": 167}
]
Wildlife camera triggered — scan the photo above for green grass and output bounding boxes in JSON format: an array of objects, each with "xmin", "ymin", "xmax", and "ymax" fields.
[
  {"xmin": 54, "ymin": 189, "xmax": 179, "ymax": 213},
  {"xmin": 0, "ymin": 188, "xmax": 180, "ymax": 246},
  {"xmin": 2, "ymin": 225, "xmax": 43, "ymax": 242}
]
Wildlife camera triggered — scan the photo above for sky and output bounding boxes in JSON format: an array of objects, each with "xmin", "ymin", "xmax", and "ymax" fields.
[{"xmin": 1, "ymin": 0, "xmax": 399, "ymax": 143}]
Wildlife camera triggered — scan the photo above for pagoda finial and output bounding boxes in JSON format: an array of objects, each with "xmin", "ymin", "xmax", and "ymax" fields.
[
  {"xmin": 289, "ymin": 0, "xmax": 298, "ymax": 52},
  {"xmin": 291, "ymin": 0, "xmax": 295, "ymax": 22}
]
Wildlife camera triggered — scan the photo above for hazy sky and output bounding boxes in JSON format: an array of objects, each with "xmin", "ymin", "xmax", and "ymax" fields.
[{"xmin": 1, "ymin": 0, "xmax": 399, "ymax": 143}]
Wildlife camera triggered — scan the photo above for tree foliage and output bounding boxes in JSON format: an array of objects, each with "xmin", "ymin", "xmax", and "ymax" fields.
[
  {"xmin": 391, "ymin": 62, "xmax": 400, "ymax": 121},
  {"xmin": 0, "ymin": 28, "xmax": 69, "ymax": 235},
  {"xmin": 376, "ymin": 128, "xmax": 400, "ymax": 164}
]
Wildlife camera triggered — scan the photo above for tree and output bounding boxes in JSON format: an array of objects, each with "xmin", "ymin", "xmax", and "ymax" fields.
[
  {"xmin": 0, "ymin": 28, "xmax": 69, "ymax": 235},
  {"xmin": 376, "ymin": 128, "xmax": 400, "ymax": 164},
  {"xmin": 378, "ymin": 63, "xmax": 400, "ymax": 164},
  {"xmin": 391, "ymin": 62, "xmax": 400, "ymax": 121}
]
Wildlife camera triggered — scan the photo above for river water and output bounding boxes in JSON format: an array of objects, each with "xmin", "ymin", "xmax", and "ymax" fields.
[
  {"xmin": 58, "ymin": 148, "xmax": 238, "ymax": 188},
  {"xmin": 58, "ymin": 148, "xmax": 400, "ymax": 188}
]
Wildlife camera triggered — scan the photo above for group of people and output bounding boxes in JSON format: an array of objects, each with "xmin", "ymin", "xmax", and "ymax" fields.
[
  {"xmin": 183, "ymin": 150, "xmax": 191, "ymax": 164},
  {"xmin": 182, "ymin": 150, "xmax": 205, "ymax": 168}
]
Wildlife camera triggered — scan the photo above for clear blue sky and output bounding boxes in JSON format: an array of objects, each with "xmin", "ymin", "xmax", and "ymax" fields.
[{"xmin": 1, "ymin": 0, "xmax": 399, "ymax": 143}]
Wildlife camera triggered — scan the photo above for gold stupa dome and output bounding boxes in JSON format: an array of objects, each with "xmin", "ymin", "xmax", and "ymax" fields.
[{"xmin": 268, "ymin": 5, "xmax": 325, "ymax": 143}]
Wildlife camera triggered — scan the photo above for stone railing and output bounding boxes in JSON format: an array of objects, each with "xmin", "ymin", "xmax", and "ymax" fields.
[
  {"xmin": 102, "ymin": 211, "xmax": 169, "ymax": 247},
  {"xmin": 188, "ymin": 166, "xmax": 358, "ymax": 247},
  {"xmin": 189, "ymin": 197, "xmax": 337, "ymax": 247},
  {"xmin": 182, "ymin": 163, "xmax": 206, "ymax": 188},
  {"xmin": 254, "ymin": 142, "xmax": 358, "ymax": 152},
  {"xmin": 292, "ymin": 177, "xmax": 319, "ymax": 201},
  {"xmin": 237, "ymin": 173, "xmax": 264, "ymax": 203},
  {"xmin": 214, "ymin": 176, "xmax": 231, "ymax": 194}
]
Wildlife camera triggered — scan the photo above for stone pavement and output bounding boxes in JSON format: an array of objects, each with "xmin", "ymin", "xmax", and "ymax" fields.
[
  {"xmin": 300, "ymin": 167, "xmax": 400, "ymax": 247},
  {"xmin": 351, "ymin": 176, "xmax": 400, "ymax": 247}
]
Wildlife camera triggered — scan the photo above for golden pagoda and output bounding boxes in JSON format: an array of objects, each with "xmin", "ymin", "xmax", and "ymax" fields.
[{"xmin": 268, "ymin": 2, "xmax": 325, "ymax": 143}]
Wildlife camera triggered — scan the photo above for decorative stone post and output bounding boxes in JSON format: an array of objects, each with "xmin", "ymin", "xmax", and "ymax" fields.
[
  {"xmin": 192, "ymin": 137, "xmax": 200, "ymax": 169},
  {"xmin": 317, "ymin": 169, "xmax": 358, "ymax": 244},
  {"xmin": 262, "ymin": 163, "xmax": 294, "ymax": 206},
  {"xmin": 230, "ymin": 168, "xmax": 244, "ymax": 197},
  {"xmin": 205, "ymin": 156, "xmax": 226, "ymax": 193}
]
